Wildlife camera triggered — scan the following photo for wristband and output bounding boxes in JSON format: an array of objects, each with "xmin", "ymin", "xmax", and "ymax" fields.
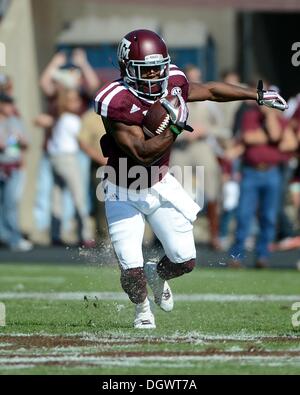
[{"xmin": 170, "ymin": 125, "xmax": 183, "ymax": 135}]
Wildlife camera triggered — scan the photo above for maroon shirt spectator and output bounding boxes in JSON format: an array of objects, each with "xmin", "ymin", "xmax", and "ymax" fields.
[
  {"xmin": 289, "ymin": 104, "xmax": 300, "ymax": 182},
  {"xmin": 241, "ymin": 106, "xmax": 292, "ymax": 167},
  {"xmin": 290, "ymin": 104, "xmax": 300, "ymax": 152}
]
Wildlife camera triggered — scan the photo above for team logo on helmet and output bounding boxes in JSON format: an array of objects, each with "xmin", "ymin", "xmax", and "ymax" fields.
[{"xmin": 117, "ymin": 38, "xmax": 131, "ymax": 61}]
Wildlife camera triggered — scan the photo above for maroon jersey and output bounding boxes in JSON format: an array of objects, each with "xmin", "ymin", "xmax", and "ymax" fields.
[
  {"xmin": 95, "ymin": 64, "xmax": 189, "ymax": 188},
  {"xmin": 242, "ymin": 107, "xmax": 292, "ymax": 166}
]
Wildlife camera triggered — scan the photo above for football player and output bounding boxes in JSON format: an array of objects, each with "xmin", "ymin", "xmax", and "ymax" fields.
[{"xmin": 95, "ymin": 29, "xmax": 287, "ymax": 329}]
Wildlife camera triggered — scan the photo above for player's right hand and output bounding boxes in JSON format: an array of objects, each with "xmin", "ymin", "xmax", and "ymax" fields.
[{"xmin": 160, "ymin": 94, "xmax": 193, "ymax": 133}]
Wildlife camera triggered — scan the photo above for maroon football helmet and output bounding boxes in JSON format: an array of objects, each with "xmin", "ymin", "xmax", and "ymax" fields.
[{"xmin": 117, "ymin": 29, "xmax": 170, "ymax": 99}]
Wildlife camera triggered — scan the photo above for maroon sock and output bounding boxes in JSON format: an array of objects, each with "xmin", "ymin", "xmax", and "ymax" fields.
[
  {"xmin": 120, "ymin": 267, "xmax": 148, "ymax": 304},
  {"xmin": 157, "ymin": 255, "xmax": 196, "ymax": 280}
]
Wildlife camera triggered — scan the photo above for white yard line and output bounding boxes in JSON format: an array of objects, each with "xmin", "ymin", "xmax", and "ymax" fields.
[
  {"xmin": 0, "ymin": 291, "xmax": 299, "ymax": 302},
  {"xmin": 0, "ymin": 332, "xmax": 299, "ymax": 370},
  {"xmin": 0, "ymin": 354, "xmax": 299, "ymax": 368}
]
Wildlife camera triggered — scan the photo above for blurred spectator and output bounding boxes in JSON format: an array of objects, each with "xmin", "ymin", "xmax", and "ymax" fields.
[
  {"xmin": 40, "ymin": 49, "xmax": 99, "ymax": 98},
  {"xmin": 170, "ymin": 65, "xmax": 223, "ymax": 250},
  {"xmin": 229, "ymin": 99, "xmax": 298, "ymax": 268},
  {"xmin": 77, "ymin": 109, "xmax": 108, "ymax": 240},
  {"xmin": 0, "ymin": 74, "xmax": 19, "ymax": 117},
  {"xmin": 274, "ymin": 158, "xmax": 298, "ymax": 247},
  {"xmin": 34, "ymin": 49, "xmax": 100, "ymax": 243},
  {"xmin": 284, "ymin": 103, "xmax": 300, "ymax": 238},
  {"xmin": 282, "ymin": 92, "xmax": 300, "ymax": 120},
  {"xmin": 0, "ymin": 73, "xmax": 14, "ymax": 97},
  {"xmin": 218, "ymin": 70, "xmax": 242, "ymax": 140},
  {"xmin": 215, "ymin": 70, "xmax": 244, "ymax": 250},
  {"xmin": 218, "ymin": 140, "xmax": 245, "ymax": 250},
  {"xmin": 268, "ymin": 95, "xmax": 300, "ymax": 251},
  {"xmin": 0, "ymin": 93, "xmax": 32, "ymax": 251},
  {"xmin": 289, "ymin": 161, "xmax": 300, "ymax": 232},
  {"xmin": 45, "ymin": 88, "xmax": 95, "ymax": 247}
]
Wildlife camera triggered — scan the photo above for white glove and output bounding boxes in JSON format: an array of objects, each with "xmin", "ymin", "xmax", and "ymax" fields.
[
  {"xmin": 257, "ymin": 80, "xmax": 288, "ymax": 111},
  {"xmin": 160, "ymin": 94, "xmax": 193, "ymax": 133}
]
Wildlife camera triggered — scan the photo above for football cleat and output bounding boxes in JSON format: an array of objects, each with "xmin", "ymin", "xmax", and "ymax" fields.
[
  {"xmin": 144, "ymin": 262, "xmax": 174, "ymax": 312},
  {"xmin": 134, "ymin": 298, "xmax": 156, "ymax": 329}
]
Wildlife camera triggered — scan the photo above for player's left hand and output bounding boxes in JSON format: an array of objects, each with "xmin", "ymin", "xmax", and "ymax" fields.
[
  {"xmin": 257, "ymin": 80, "xmax": 288, "ymax": 111},
  {"xmin": 160, "ymin": 94, "xmax": 194, "ymax": 133}
]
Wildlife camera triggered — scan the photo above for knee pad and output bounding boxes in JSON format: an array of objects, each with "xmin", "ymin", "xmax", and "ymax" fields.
[
  {"xmin": 120, "ymin": 267, "xmax": 148, "ymax": 304},
  {"xmin": 157, "ymin": 256, "xmax": 196, "ymax": 280}
]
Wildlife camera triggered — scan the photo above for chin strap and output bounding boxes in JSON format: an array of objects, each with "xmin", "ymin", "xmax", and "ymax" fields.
[{"xmin": 257, "ymin": 80, "xmax": 288, "ymax": 111}]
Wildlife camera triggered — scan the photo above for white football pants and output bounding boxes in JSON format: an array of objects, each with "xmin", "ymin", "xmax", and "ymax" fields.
[{"xmin": 104, "ymin": 173, "xmax": 200, "ymax": 270}]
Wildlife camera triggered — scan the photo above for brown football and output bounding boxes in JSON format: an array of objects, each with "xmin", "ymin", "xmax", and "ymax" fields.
[{"xmin": 142, "ymin": 95, "xmax": 179, "ymax": 137}]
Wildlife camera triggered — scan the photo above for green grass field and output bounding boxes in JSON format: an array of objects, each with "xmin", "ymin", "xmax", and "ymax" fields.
[{"xmin": 0, "ymin": 263, "xmax": 299, "ymax": 375}]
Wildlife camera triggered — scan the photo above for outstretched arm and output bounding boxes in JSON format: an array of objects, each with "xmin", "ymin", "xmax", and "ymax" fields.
[
  {"xmin": 187, "ymin": 81, "xmax": 257, "ymax": 103},
  {"xmin": 187, "ymin": 80, "xmax": 288, "ymax": 111}
]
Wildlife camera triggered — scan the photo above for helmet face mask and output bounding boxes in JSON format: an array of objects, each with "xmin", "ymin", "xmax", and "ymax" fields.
[
  {"xmin": 125, "ymin": 57, "xmax": 170, "ymax": 98},
  {"xmin": 117, "ymin": 30, "xmax": 170, "ymax": 99}
]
